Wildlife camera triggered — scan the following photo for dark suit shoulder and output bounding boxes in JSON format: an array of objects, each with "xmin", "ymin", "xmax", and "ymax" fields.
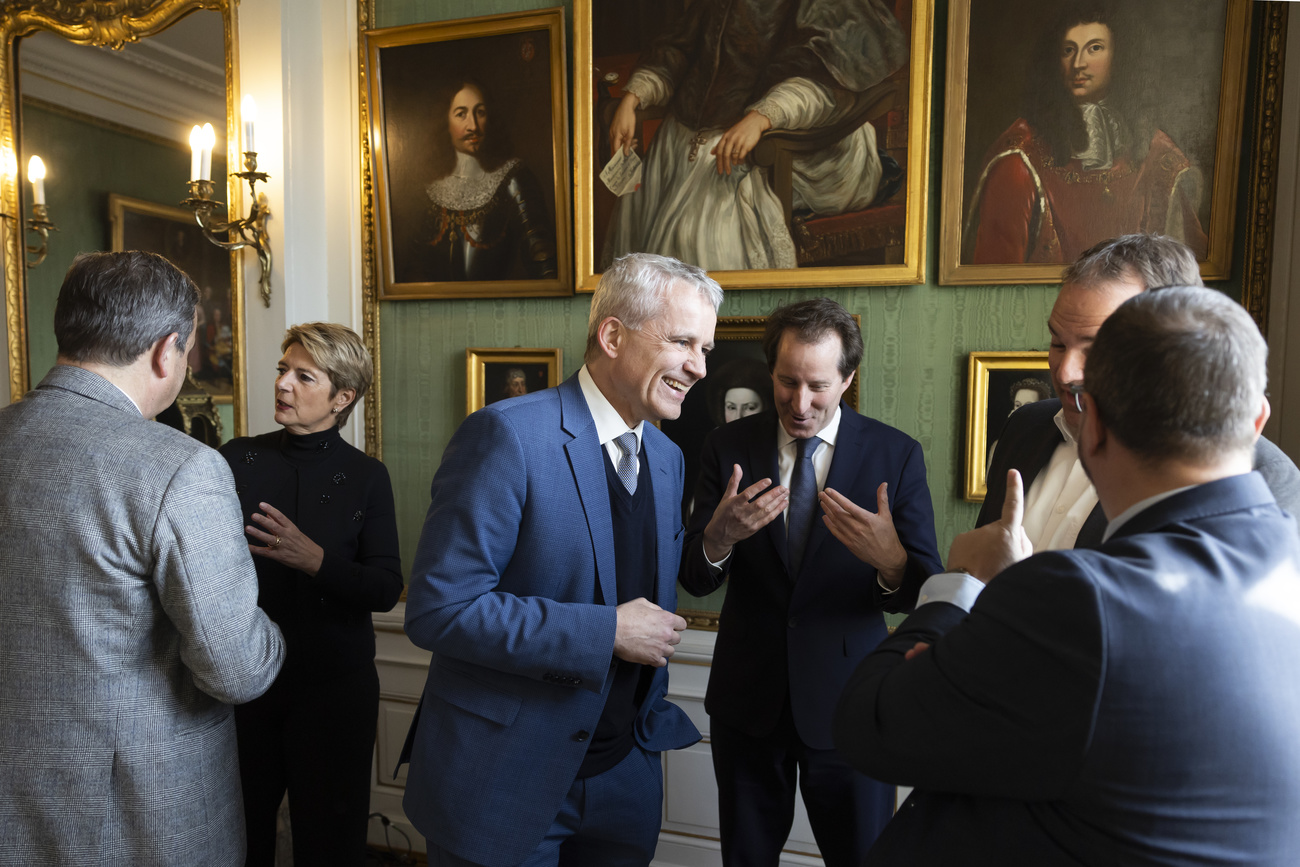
[
  {"xmin": 1253, "ymin": 436, "xmax": 1300, "ymax": 521},
  {"xmin": 846, "ymin": 408, "xmax": 924, "ymax": 451}
]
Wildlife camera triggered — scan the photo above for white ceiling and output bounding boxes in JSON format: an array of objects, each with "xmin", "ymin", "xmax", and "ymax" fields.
[{"xmin": 17, "ymin": 8, "xmax": 227, "ymax": 147}]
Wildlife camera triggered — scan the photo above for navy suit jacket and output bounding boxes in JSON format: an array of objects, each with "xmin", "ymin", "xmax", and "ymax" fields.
[
  {"xmin": 979, "ymin": 398, "xmax": 1300, "ymax": 544},
  {"xmin": 835, "ymin": 473, "xmax": 1300, "ymax": 866},
  {"xmin": 399, "ymin": 374, "xmax": 700, "ymax": 867},
  {"xmin": 679, "ymin": 405, "xmax": 940, "ymax": 750}
]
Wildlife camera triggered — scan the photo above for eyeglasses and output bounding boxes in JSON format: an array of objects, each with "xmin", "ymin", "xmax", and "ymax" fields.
[{"xmin": 1064, "ymin": 382, "xmax": 1086, "ymax": 413}]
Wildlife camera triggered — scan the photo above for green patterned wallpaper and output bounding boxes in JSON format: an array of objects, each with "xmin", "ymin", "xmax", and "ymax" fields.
[{"xmin": 376, "ymin": 0, "xmax": 1247, "ymax": 591}]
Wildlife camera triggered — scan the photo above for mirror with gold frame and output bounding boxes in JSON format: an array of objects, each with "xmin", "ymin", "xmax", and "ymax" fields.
[{"xmin": 1, "ymin": 0, "xmax": 246, "ymax": 436}]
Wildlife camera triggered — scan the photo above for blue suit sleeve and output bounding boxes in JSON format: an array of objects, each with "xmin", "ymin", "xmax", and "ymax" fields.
[{"xmin": 404, "ymin": 408, "xmax": 618, "ymax": 692}]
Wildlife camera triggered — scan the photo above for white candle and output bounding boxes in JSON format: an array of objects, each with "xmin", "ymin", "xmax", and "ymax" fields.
[
  {"xmin": 200, "ymin": 123, "xmax": 215, "ymax": 181},
  {"xmin": 189, "ymin": 125, "xmax": 203, "ymax": 181},
  {"xmin": 27, "ymin": 155, "xmax": 45, "ymax": 206},
  {"xmin": 242, "ymin": 94, "xmax": 257, "ymax": 154}
]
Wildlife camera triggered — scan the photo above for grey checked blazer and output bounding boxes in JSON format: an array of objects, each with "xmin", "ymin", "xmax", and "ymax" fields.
[{"xmin": 0, "ymin": 366, "xmax": 285, "ymax": 867}]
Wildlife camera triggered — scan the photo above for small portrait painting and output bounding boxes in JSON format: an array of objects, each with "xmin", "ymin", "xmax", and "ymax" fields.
[
  {"xmin": 366, "ymin": 11, "xmax": 572, "ymax": 299},
  {"xmin": 965, "ymin": 351, "xmax": 1051, "ymax": 500},
  {"xmin": 465, "ymin": 347, "xmax": 562, "ymax": 416},
  {"xmin": 985, "ymin": 371, "xmax": 1054, "ymax": 465}
]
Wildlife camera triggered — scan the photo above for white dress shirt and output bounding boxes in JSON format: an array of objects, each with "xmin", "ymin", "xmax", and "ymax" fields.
[
  {"xmin": 578, "ymin": 365, "xmax": 644, "ymax": 474},
  {"xmin": 1018, "ymin": 410, "xmax": 1100, "ymax": 552}
]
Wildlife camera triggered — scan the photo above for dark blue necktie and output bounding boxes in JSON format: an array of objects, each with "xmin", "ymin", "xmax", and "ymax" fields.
[{"xmin": 787, "ymin": 435, "xmax": 822, "ymax": 578}]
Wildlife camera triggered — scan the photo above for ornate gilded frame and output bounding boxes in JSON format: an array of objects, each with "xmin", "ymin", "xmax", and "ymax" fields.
[
  {"xmin": 571, "ymin": 0, "xmax": 935, "ymax": 291},
  {"xmin": 1, "ymin": 0, "xmax": 247, "ymax": 435},
  {"xmin": 362, "ymin": 9, "xmax": 572, "ymax": 300},
  {"xmin": 939, "ymin": 0, "xmax": 1253, "ymax": 285},
  {"xmin": 964, "ymin": 350, "xmax": 1051, "ymax": 502},
  {"xmin": 465, "ymin": 347, "xmax": 562, "ymax": 416}
]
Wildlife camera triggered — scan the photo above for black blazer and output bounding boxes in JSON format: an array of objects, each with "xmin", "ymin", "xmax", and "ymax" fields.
[
  {"xmin": 679, "ymin": 405, "xmax": 941, "ymax": 749},
  {"xmin": 836, "ymin": 473, "xmax": 1300, "ymax": 866}
]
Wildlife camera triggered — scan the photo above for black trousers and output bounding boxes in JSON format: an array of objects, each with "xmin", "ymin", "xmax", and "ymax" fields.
[
  {"xmin": 710, "ymin": 702, "xmax": 894, "ymax": 867},
  {"xmin": 235, "ymin": 667, "xmax": 379, "ymax": 867}
]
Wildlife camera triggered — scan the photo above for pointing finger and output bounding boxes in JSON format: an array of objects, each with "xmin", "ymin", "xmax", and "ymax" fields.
[{"xmin": 1001, "ymin": 469, "xmax": 1025, "ymax": 530}]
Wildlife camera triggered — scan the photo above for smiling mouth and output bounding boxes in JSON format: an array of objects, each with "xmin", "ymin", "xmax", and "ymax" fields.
[{"xmin": 663, "ymin": 376, "xmax": 690, "ymax": 394}]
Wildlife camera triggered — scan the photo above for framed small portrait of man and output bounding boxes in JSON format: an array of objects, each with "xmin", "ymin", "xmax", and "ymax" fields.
[
  {"xmin": 465, "ymin": 347, "xmax": 562, "ymax": 416},
  {"xmin": 965, "ymin": 351, "xmax": 1052, "ymax": 501},
  {"xmin": 939, "ymin": 0, "xmax": 1252, "ymax": 285},
  {"xmin": 572, "ymin": 0, "xmax": 936, "ymax": 291},
  {"xmin": 364, "ymin": 9, "xmax": 572, "ymax": 299}
]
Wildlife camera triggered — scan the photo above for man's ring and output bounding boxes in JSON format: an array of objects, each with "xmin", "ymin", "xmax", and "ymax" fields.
[{"xmin": 271, "ymin": 536, "xmax": 281, "ymax": 548}]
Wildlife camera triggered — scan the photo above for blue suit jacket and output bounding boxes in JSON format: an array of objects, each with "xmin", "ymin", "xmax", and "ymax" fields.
[
  {"xmin": 398, "ymin": 374, "xmax": 700, "ymax": 867},
  {"xmin": 679, "ymin": 405, "xmax": 940, "ymax": 749},
  {"xmin": 835, "ymin": 473, "xmax": 1300, "ymax": 866}
]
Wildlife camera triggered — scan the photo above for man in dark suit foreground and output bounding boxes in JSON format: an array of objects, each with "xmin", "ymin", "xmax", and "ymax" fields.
[
  {"xmin": 0, "ymin": 252, "xmax": 285, "ymax": 866},
  {"xmin": 834, "ymin": 286, "xmax": 1300, "ymax": 866},
  {"xmin": 680, "ymin": 298, "xmax": 940, "ymax": 866},
  {"xmin": 980, "ymin": 233, "xmax": 1300, "ymax": 549}
]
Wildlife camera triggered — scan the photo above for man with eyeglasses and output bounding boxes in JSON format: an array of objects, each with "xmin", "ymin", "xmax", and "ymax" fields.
[
  {"xmin": 834, "ymin": 285, "xmax": 1300, "ymax": 865},
  {"xmin": 978, "ymin": 233, "xmax": 1300, "ymax": 549}
]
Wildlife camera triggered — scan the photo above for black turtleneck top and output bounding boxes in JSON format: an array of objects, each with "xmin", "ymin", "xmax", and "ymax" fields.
[{"xmin": 219, "ymin": 426, "xmax": 403, "ymax": 683}]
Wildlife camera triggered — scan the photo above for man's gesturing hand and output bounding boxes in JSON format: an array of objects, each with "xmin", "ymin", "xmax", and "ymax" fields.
[
  {"xmin": 819, "ymin": 483, "xmax": 908, "ymax": 588},
  {"xmin": 702, "ymin": 464, "xmax": 788, "ymax": 563},
  {"xmin": 945, "ymin": 469, "xmax": 1033, "ymax": 583},
  {"xmin": 615, "ymin": 598, "xmax": 688, "ymax": 667}
]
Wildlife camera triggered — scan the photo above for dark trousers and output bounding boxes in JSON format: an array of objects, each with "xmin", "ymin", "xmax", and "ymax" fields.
[
  {"xmin": 236, "ymin": 667, "xmax": 380, "ymax": 867},
  {"xmin": 427, "ymin": 744, "xmax": 664, "ymax": 867},
  {"xmin": 711, "ymin": 704, "xmax": 894, "ymax": 867}
]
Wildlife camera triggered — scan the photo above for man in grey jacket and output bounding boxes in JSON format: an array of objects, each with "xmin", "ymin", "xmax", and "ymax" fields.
[{"xmin": 0, "ymin": 251, "xmax": 285, "ymax": 866}]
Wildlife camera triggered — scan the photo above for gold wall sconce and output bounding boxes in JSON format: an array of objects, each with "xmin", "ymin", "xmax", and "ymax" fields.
[
  {"xmin": 0, "ymin": 148, "xmax": 58, "ymax": 268},
  {"xmin": 181, "ymin": 95, "xmax": 272, "ymax": 307}
]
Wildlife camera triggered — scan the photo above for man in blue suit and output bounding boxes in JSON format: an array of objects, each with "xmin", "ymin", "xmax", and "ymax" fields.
[
  {"xmin": 399, "ymin": 253, "xmax": 722, "ymax": 867},
  {"xmin": 680, "ymin": 298, "xmax": 941, "ymax": 866},
  {"xmin": 835, "ymin": 286, "xmax": 1300, "ymax": 865}
]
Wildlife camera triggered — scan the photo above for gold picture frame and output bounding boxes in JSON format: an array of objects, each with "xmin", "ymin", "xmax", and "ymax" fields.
[
  {"xmin": 465, "ymin": 347, "xmax": 562, "ymax": 416},
  {"xmin": 965, "ymin": 351, "xmax": 1052, "ymax": 502},
  {"xmin": 109, "ymin": 194, "xmax": 235, "ymax": 404},
  {"xmin": 664, "ymin": 315, "xmax": 860, "ymax": 630},
  {"xmin": 939, "ymin": 0, "xmax": 1251, "ymax": 285},
  {"xmin": 571, "ymin": 0, "xmax": 934, "ymax": 292},
  {"xmin": 363, "ymin": 8, "xmax": 572, "ymax": 300}
]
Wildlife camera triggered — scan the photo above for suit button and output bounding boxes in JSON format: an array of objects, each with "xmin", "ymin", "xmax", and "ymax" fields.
[{"xmin": 574, "ymin": 730, "xmax": 590, "ymax": 742}]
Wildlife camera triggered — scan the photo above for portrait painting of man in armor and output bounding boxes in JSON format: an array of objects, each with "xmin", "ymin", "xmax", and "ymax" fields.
[
  {"xmin": 941, "ymin": 0, "xmax": 1251, "ymax": 284},
  {"xmin": 366, "ymin": 11, "xmax": 572, "ymax": 299}
]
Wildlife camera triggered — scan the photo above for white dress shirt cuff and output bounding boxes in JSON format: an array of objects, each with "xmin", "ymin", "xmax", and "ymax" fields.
[
  {"xmin": 915, "ymin": 572, "xmax": 985, "ymax": 612},
  {"xmin": 705, "ymin": 548, "xmax": 731, "ymax": 573}
]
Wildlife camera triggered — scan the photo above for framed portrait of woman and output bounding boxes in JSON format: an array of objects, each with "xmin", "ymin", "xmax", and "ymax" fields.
[
  {"xmin": 363, "ymin": 8, "xmax": 572, "ymax": 299},
  {"xmin": 939, "ymin": 0, "xmax": 1252, "ymax": 285}
]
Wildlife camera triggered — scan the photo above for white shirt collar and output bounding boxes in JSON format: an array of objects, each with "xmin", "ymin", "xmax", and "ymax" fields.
[
  {"xmin": 1053, "ymin": 407, "xmax": 1078, "ymax": 446},
  {"xmin": 578, "ymin": 364, "xmax": 644, "ymax": 450},
  {"xmin": 1102, "ymin": 485, "xmax": 1198, "ymax": 543},
  {"xmin": 776, "ymin": 404, "xmax": 842, "ymax": 450}
]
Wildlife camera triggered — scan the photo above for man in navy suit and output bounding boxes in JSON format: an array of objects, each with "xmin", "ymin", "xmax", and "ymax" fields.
[
  {"xmin": 835, "ymin": 286, "xmax": 1300, "ymax": 865},
  {"xmin": 399, "ymin": 253, "xmax": 721, "ymax": 867},
  {"xmin": 680, "ymin": 298, "xmax": 941, "ymax": 866},
  {"xmin": 979, "ymin": 233, "xmax": 1300, "ymax": 549}
]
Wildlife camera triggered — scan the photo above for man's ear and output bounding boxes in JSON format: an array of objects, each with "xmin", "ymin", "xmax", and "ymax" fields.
[
  {"xmin": 1253, "ymin": 396, "xmax": 1271, "ymax": 439},
  {"xmin": 150, "ymin": 332, "xmax": 180, "ymax": 379},
  {"xmin": 1079, "ymin": 392, "xmax": 1107, "ymax": 459},
  {"xmin": 595, "ymin": 316, "xmax": 625, "ymax": 360}
]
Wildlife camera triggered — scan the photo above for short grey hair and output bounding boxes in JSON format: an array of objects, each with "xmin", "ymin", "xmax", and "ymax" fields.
[
  {"xmin": 1062, "ymin": 234, "xmax": 1202, "ymax": 292},
  {"xmin": 585, "ymin": 253, "xmax": 723, "ymax": 360},
  {"xmin": 282, "ymin": 322, "xmax": 373, "ymax": 426},
  {"xmin": 1087, "ymin": 287, "xmax": 1266, "ymax": 464},
  {"xmin": 54, "ymin": 251, "xmax": 198, "ymax": 366}
]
